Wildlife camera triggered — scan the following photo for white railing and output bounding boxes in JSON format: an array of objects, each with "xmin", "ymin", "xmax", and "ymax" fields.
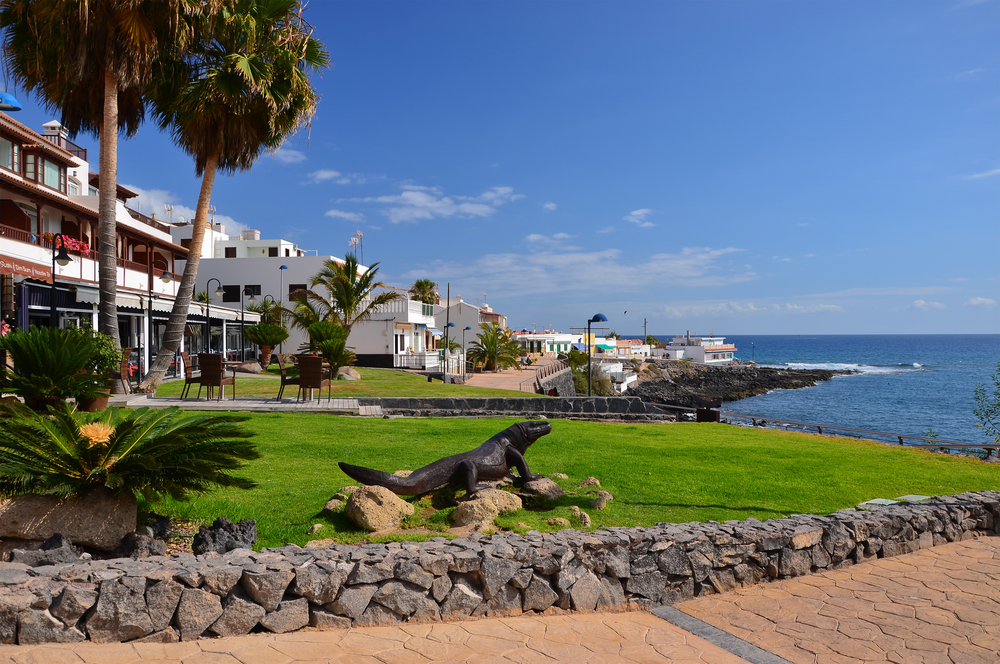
[{"xmin": 393, "ymin": 351, "xmax": 440, "ymax": 370}]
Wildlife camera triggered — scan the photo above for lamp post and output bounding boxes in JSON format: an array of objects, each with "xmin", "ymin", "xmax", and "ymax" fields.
[
  {"xmin": 49, "ymin": 234, "xmax": 72, "ymax": 328},
  {"xmin": 445, "ymin": 321, "xmax": 456, "ymax": 382},
  {"xmin": 587, "ymin": 313, "xmax": 608, "ymax": 396},
  {"xmin": 206, "ymin": 278, "xmax": 223, "ymax": 352},
  {"xmin": 0, "ymin": 92, "xmax": 22, "ymax": 111},
  {"xmin": 278, "ymin": 265, "xmax": 288, "ymax": 354},
  {"xmin": 146, "ymin": 259, "xmax": 171, "ymax": 375},
  {"xmin": 240, "ymin": 287, "xmax": 256, "ymax": 362},
  {"xmin": 751, "ymin": 342, "xmax": 755, "ymax": 363},
  {"xmin": 463, "ymin": 326, "xmax": 471, "ymax": 381}
]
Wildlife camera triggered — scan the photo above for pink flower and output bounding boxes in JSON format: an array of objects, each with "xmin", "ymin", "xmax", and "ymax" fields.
[{"xmin": 0, "ymin": 321, "xmax": 10, "ymax": 337}]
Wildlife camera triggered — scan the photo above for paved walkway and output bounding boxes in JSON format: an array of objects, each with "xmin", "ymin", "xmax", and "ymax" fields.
[
  {"xmin": 2, "ymin": 538, "xmax": 995, "ymax": 663},
  {"xmin": 461, "ymin": 358, "xmax": 561, "ymax": 392}
]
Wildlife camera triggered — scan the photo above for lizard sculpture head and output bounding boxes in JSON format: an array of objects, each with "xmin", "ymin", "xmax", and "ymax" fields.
[{"xmin": 511, "ymin": 420, "xmax": 552, "ymax": 453}]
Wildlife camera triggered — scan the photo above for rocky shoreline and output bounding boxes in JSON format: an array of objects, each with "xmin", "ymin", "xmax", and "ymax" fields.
[{"xmin": 630, "ymin": 360, "xmax": 850, "ymax": 408}]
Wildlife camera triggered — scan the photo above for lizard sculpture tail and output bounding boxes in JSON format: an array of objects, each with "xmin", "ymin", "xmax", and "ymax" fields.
[{"xmin": 338, "ymin": 462, "xmax": 417, "ymax": 492}]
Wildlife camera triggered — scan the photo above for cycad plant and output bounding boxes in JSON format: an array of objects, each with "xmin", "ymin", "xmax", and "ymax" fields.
[
  {"xmin": 307, "ymin": 322, "xmax": 356, "ymax": 379},
  {"xmin": 466, "ymin": 323, "xmax": 522, "ymax": 373},
  {"xmin": 243, "ymin": 323, "xmax": 289, "ymax": 367},
  {"xmin": 0, "ymin": 403, "xmax": 259, "ymax": 502},
  {"xmin": 0, "ymin": 326, "xmax": 104, "ymax": 412}
]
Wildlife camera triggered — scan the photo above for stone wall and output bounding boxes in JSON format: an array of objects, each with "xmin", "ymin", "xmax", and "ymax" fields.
[
  {"xmin": 537, "ymin": 369, "xmax": 577, "ymax": 397},
  {"xmin": 358, "ymin": 396, "xmax": 674, "ymax": 421},
  {"xmin": 1, "ymin": 492, "xmax": 997, "ymax": 644}
]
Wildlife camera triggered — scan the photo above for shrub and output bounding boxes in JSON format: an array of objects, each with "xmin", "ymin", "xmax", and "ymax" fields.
[
  {"xmin": 0, "ymin": 403, "xmax": 259, "ymax": 502},
  {"xmin": 244, "ymin": 323, "xmax": 289, "ymax": 349},
  {"xmin": 0, "ymin": 326, "xmax": 104, "ymax": 412}
]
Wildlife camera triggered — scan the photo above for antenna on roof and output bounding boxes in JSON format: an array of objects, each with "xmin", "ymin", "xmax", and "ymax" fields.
[
  {"xmin": 164, "ymin": 204, "xmax": 173, "ymax": 224},
  {"xmin": 209, "ymin": 205, "xmax": 217, "ymax": 225}
]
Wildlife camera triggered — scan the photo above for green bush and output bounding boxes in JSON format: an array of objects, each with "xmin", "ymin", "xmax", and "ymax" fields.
[
  {"xmin": 0, "ymin": 403, "xmax": 259, "ymax": 501},
  {"xmin": 244, "ymin": 323, "xmax": 289, "ymax": 348},
  {"xmin": 0, "ymin": 326, "xmax": 104, "ymax": 412}
]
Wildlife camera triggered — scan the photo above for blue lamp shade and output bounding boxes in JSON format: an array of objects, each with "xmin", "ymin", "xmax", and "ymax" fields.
[
  {"xmin": 447, "ymin": 322, "xmax": 456, "ymax": 327},
  {"xmin": 0, "ymin": 93, "xmax": 22, "ymax": 112},
  {"xmin": 279, "ymin": 265, "xmax": 288, "ymax": 270},
  {"xmin": 464, "ymin": 326, "xmax": 472, "ymax": 330},
  {"xmin": 589, "ymin": 313, "xmax": 608, "ymax": 323}
]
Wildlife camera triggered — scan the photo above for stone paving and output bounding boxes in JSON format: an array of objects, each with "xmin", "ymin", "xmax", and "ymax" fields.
[
  {"xmin": 673, "ymin": 536, "xmax": 1000, "ymax": 664},
  {"xmin": 0, "ymin": 611, "xmax": 748, "ymax": 664}
]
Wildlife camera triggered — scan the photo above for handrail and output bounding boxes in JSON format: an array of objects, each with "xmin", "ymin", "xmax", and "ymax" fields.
[{"xmin": 637, "ymin": 401, "xmax": 994, "ymax": 451}]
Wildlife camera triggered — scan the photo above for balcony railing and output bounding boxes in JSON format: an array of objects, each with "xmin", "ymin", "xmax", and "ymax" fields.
[
  {"xmin": 393, "ymin": 351, "xmax": 440, "ymax": 370},
  {"xmin": 41, "ymin": 134, "xmax": 87, "ymax": 161},
  {"xmin": 0, "ymin": 225, "xmax": 33, "ymax": 244}
]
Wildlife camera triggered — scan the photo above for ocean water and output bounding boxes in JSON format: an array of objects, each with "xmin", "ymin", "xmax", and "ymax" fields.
[{"xmin": 652, "ymin": 334, "xmax": 1000, "ymax": 444}]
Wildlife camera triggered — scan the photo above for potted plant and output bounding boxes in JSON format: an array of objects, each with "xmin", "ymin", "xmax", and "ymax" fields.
[
  {"xmin": 243, "ymin": 323, "xmax": 289, "ymax": 368},
  {"xmin": 0, "ymin": 326, "xmax": 105, "ymax": 412},
  {"xmin": 72, "ymin": 326, "xmax": 122, "ymax": 411}
]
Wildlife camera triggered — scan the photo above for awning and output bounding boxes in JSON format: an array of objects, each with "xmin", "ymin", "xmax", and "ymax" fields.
[
  {"xmin": 428, "ymin": 328, "xmax": 443, "ymax": 337},
  {"xmin": 597, "ymin": 344, "xmax": 615, "ymax": 350},
  {"xmin": 572, "ymin": 343, "xmax": 587, "ymax": 351},
  {"xmin": 73, "ymin": 286, "xmax": 99, "ymax": 305}
]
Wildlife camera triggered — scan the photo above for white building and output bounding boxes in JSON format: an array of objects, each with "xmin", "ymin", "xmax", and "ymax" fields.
[
  {"xmin": 510, "ymin": 330, "xmax": 582, "ymax": 356},
  {"xmin": 651, "ymin": 331, "xmax": 737, "ymax": 365},
  {"xmin": 434, "ymin": 298, "xmax": 508, "ymax": 351},
  {"xmin": 348, "ymin": 294, "xmax": 440, "ymax": 369}
]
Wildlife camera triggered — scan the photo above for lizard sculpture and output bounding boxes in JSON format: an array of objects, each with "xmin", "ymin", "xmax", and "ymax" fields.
[{"xmin": 338, "ymin": 421, "xmax": 552, "ymax": 495}]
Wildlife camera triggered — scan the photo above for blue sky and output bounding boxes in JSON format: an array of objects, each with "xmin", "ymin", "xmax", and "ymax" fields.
[{"xmin": 8, "ymin": 0, "xmax": 999, "ymax": 335}]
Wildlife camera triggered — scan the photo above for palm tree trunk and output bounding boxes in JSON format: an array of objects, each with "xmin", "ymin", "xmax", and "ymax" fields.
[
  {"xmin": 98, "ymin": 69, "xmax": 121, "ymax": 348},
  {"xmin": 135, "ymin": 149, "xmax": 219, "ymax": 392}
]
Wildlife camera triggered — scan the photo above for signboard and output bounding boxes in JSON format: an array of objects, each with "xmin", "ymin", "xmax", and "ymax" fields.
[{"xmin": 0, "ymin": 255, "xmax": 52, "ymax": 283}]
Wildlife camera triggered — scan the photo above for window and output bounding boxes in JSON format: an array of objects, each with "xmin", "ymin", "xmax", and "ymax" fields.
[
  {"xmin": 288, "ymin": 284, "xmax": 306, "ymax": 298},
  {"xmin": 224, "ymin": 246, "xmax": 236, "ymax": 258},
  {"xmin": 245, "ymin": 285, "xmax": 261, "ymax": 297},
  {"xmin": 24, "ymin": 154, "xmax": 35, "ymax": 180},
  {"xmin": 68, "ymin": 182, "xmax": 79, "ymax": 195},
  {"xmin": 222, "ymin": 285, "xmax": 240, "ymax": 302},
  {"xmin": 180, "ymin": 239, "xmax": 191, "ymax": 249},
  {"xmin": 43, "ymin": 158, "xmax": 62, "ymax": 191},
  {"xmin": 0, "ymin": 137, "xmax": 17, "ymax": 172},
  {"xmin": 285, "ymin": 248, "xmax": 290, "ymax": 257},
  {"xmin": 268, "ymin": 246, "xmax": 278, "ymax": 257}
]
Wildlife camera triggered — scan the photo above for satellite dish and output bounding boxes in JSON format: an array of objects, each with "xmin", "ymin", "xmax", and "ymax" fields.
[{"xmin": 176, "ymin": 216, "xmax": 187, "ymax": 225}]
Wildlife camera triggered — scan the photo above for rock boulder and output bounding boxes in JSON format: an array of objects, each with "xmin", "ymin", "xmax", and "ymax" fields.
[
  {"xmin": 0, "ymin": 488, "xmax": 136, "ymax": 552},
  {"xmin": 345, "ymin": 486, "xmax": 414, "ymax": 532}
]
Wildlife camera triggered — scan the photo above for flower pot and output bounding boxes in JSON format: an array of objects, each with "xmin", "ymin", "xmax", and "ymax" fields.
[{"xmin": 78, "ymin": 388, "xmax": 111, "ymax": 412}]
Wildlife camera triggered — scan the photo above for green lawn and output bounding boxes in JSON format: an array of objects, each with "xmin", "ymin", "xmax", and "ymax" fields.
[
  {"xmin": 147, "ymin": 414, "xmax": 1000, "ymax": 549},
  {"xmin": 154, "ymin": 367, "xmax": 533, "ymax": 398}
]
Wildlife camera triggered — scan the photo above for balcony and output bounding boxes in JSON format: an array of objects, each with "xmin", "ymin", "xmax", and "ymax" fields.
[
  {"xmin": 393, "ymin": 351, "xmax": 440, "ymax": 370},
  {"xmin": 375, "ymin": 298, "xmax": 436, "ymax": 324},
  {"xmin": 42, "ymin": 134, "xmax": 87, "ymax": 161}
]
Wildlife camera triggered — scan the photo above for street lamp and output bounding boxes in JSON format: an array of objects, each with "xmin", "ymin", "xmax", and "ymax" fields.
[
  {"xmin": 278, "ymin": 265, "xmax": 288, "ymax": 354},
  {"xmin": 143, "ymin": 259, "xmax": 171, "ymax": 376},
  {"xmin": 205, "ymin": 278, "xmax": 223, "ymax": 353},
  {"xmin": 462, "ymin": 326, "xmax": 472, "ymax": 381},
  {"xmin": 49, "ymin": 233, "xmax": 72, "ymax": 328},
  {"xmin": 587, "ymin": 313, "xmax": 608, "ymax": 397},
  {"xmin": 240, "ymin": 287, "xmax": 255, "ymax": 361},
  {"xmin": 445, "ymin": 321, "xmax": 456, "ymax": 382},
  {"xmin": 0, "ymin": 92, "xmax": 21, "ymax": 112}
]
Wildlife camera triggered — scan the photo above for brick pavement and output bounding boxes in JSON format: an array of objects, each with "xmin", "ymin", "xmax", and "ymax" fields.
[
  {"xmin": 672, "ymin": 536, "xmax": 1000, "ymax": 664},
  {"xmin": 0, "ymin": 611, "xmax": 748, "ymax": 664}
]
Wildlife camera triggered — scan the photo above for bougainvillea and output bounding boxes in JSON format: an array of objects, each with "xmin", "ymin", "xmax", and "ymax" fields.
[{"xmin": 42, "ymin": 233, "xmax": 91, "ymax": 256}]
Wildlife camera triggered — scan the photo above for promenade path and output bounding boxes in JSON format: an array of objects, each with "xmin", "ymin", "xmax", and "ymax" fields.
[
  {"xmin": 459, "ymin": 357, "xmax": 561, "ymax": 392},
  {"xmin": 2, "ymin": 537, "xmax": 995, "ymax": 664}
]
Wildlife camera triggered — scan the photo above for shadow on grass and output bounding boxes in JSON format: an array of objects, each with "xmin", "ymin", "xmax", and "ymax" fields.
[{"xmin": 625, "ymin": 501, "xmax": 790, "ymax": 517}]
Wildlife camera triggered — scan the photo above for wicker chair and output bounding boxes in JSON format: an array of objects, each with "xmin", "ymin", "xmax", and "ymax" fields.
[
  {"xmin": 295, "ymin": 355, "xmax": 330, "ymax": 402},
  {"xmin": 108, "ymin": 348, "xmax": 132, "ymax": 394},
  {"xmin": 197, "ymin": 353, "xmax": 235, "ymax": 401},
  {"xmin": 179, "ymin": 352, "xmax": 202, "ymax": 399},
  {"xmin": 275, "ymin": 354, "xmax": 301, "ymax": 401}
]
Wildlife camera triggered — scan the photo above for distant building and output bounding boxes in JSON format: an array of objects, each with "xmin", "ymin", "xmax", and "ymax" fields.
[{"xmin": 651, "ymin": 331, "xmax": 737, "ymax": 365}]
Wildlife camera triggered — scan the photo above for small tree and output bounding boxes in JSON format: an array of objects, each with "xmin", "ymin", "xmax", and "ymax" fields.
[
  {"xmin": 466, "ymin": 323, "xmax": 521, "ymax": 372},
  {"xmin": 408, "ymin": 279, "xmax": 438, "ymax": 305},
  {"xmin": 243, "ymin": 323, "xmax": 289, "ymax": 367},
  {"xmin": 644, "ymin": 334, "xmax": 659, "ymax": 347},
  {"xmin": 974, "ymin": 361, "xmax": 1000, "ymax": 446}
]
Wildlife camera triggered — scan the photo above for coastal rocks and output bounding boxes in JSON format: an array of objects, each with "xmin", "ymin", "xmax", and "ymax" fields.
[
  {"xmin": 345, "ymin": 486, "xmax": 415, "ymax": 531},
  {"xmin": 0, "ymin": 488, "xmax": 136, "ymax": 551}
]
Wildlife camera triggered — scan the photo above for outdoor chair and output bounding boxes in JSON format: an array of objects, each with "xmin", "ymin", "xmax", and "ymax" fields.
[
  {"xmin": 295, "ymin": 355, "xmax": 330, "ymax": 403},
  {"xmin": 108, "ymin": 348, "xmax": 132, "ymax": 394},
  {"xmin": 179, "ymin": 352, "xmax": 202, "ymax": 399},
  {"xmin": 197, "ymin": 353, "xmax": 235, "ymax": 401},
  {"xmin": 275, "ymin": 354, "xmax": 301, "ymax": 401}
]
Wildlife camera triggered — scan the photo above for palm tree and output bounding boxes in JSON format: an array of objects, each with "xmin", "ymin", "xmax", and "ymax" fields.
[
  {"xmin": 408, "ymin": 279, "xmax": 438, "ymax": 305},
  {"xmin": 0, "ymin": 0, "xmax": 185, "ymax": 347},
  {"xmin": 136, "ymin": 0, "xmax": 329, "ymax": 391},
  {"xmin": 290, "ymin": 254, "xmax": 402, "ymax": 337},
  {"xmin": 466, "ymin": 322, "xmax": 522, "ymax": 373}
]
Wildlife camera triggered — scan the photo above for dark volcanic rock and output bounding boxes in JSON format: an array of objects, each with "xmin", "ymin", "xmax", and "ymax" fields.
[
  {"xmin": 632, "ymin": 362, "xmax": 843, "ymax": 407},
  {"xmin": 192, "ymin": 518, "xmax": 257, "ymax": 555}
]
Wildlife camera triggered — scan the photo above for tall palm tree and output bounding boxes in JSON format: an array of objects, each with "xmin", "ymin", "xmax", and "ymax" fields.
[
  {"xmin": 0, "ymin": 0, "xmax": 188, "ymax": 347},
  {"xmin": 467, "ymin": 322, "xmax": 522, "ymax": 373},
  {"xmin": 408, "ymin": 279, "xmax": 438, "ymax": 305},
  {"xmin": 293, "ymin": 254, "xmax": 402, "ymax": 336},
  {"xmin": 136, "ymin": 0, "xmax": 328, "ymax": 391}
]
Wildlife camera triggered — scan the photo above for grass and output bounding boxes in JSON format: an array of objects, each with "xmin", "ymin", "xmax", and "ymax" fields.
[
  {"xmin": 154, "ymin": 367, "xmax": 533, "ymax": 399},
  {"xmin": 145, "ymin": 414, "xmax": 1000, "ymax": 549}
]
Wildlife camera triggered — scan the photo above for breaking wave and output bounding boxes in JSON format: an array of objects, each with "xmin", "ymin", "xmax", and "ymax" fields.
[{"xmin": 764, "ymin": 362, "xmax": 925, "ymax": 376}]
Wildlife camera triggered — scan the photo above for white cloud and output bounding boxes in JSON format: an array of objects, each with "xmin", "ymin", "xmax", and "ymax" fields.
[
  {"xmin": 624, "ymin": 208, "xmax": 656, "ymax": 228},
  {"xmin": 909, "ymin": 300, "xmax": 946, "ymax": 310},
  {"xmin": 953, "ymin": 68, "xmax": 986, "ymax": 80},
  {"xmin": 542, "ymin": 202, "xmax": 557, "ymax": 211},
  {"xmin": 406, "ymin": 246, "xmax": 750, "ymax": 297},
  {"xmin": 965, "ymin": 297, "xmax": 997, "ymax": 307},
  {"xmin": 122, "ymin": 184, "xmax": 246, "ymax": 233},
  {"xmin": 773, "ymin": 256, "xmax": 792, "ymax": 262},
  {"xmin": 660, "ymin": 301, "xmax": 844, "ymax": 318},
  {"xmin": 340, "ymin": 184, "xmax": 523, "ymax": 224},
  {"xmin": 325, "ymin": 209, "xmax": 365, "ymax": 223},
  {"xmin": 306, "ymin": 169, "xmax": 342, "ymax": 183},
  {"xmin": 597, "ymin": 226, "xmax": 615, "ymax": 234},
  {"xmin": 273, "ymin": 148, "xmax": 306, "ymax": 164},
  {"xmin": 967, "ymin": 167, "xmax": 1000, "ymax": 179}
]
